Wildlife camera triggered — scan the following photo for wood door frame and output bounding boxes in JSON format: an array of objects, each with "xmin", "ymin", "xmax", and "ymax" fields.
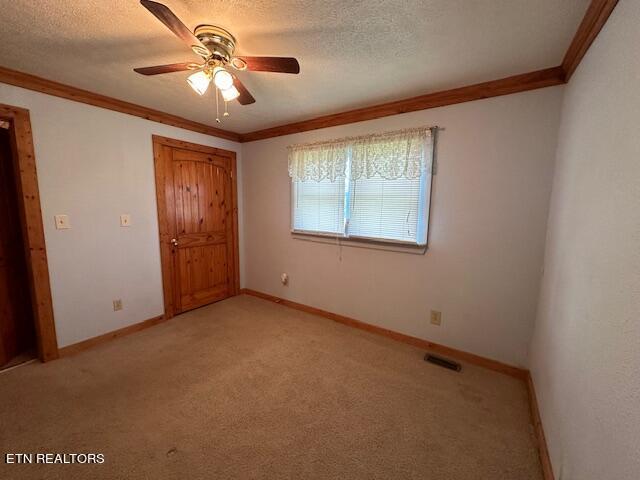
[
  {"xmin": 0, "ymin": 103, "xmax": 58, "ymax": 362},
  {"xmin": 152, "ymin": 135, "xmax": 240, "ymax": 319}
]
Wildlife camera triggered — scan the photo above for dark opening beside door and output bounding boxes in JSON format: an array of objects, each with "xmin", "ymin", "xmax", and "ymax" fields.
[{"xmin": 0, "ymin": 127, "xmax": 36, "ymax": 368}]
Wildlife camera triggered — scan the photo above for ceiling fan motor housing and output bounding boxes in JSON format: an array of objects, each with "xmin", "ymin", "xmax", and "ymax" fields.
[{"xmin": 194, "ymin": 25, "xmax": 236, "ymax": 63}]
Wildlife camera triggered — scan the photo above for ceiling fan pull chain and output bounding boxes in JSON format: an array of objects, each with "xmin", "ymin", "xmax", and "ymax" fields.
[{"xmin": 224, "ymin": 100, "xmax": 230, "ymax": 117}]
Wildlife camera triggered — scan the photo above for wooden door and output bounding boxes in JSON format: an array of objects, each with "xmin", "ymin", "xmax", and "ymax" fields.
[
  {"xmin": 154, "ymin": 136, "xmax": 239, "ymax": 317},
  {"xmin": 0, "ymin": 128, "xmax": 36, "ymax": 367}
]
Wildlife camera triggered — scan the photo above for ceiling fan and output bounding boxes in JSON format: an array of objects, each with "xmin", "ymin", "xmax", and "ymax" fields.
[{"xmin": 133, "ymin": 0, "xmax": 300, "ymax": 121}]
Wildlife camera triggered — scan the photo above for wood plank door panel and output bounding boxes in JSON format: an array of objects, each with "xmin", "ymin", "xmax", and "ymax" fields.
[
  {"xmin": 172, "ymin": 150, "xmax": 232, "ymax": 312},
  {"xmin": 153, "ymin": 136, "xmax": 239, "ymax": 318}
]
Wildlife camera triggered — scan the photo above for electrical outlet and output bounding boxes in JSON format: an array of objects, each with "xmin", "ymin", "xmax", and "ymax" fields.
[
  {"xmin": 113, "ymin": 299, "xmax": 123, "ymax": 311},
  {"xmin": 120, "ymin": 214, "xmax": 132, "ymax": 227},
  {"xmin": 430, "ymin": 310, "xmax": 442, "ymax": 326},
  {"xmin": 54, "ymin": 214, "xmax": 71, "ymax": 230}
]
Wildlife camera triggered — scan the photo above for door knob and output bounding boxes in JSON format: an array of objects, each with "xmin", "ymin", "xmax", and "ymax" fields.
[{"xmin": 171, "ymin": 238, "xmax": 179, "ymax": 246}]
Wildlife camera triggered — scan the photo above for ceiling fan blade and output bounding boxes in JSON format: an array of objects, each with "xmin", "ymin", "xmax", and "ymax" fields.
[
  {"xmin": 232, "ymin": 76, "xmax": 256, "ymax": 105},
  {"xmin": 140, "ymin": 0, "xmax": 208, "ymax": 55},
  {"xmin": 234, "ymin": 56, "xmax": 300, "ymax": 74},
  {"xmin": 134, "ymin": 62, "xmax": 201, "ymax": 75}
]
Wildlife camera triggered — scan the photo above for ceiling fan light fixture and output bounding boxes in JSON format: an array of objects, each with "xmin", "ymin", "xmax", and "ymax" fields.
[
  {"xmin": 135, "ymin": 2, "xmax": 300, "ymax": 113},
  {"xmin": 187, "ymin": 70, "xmax": 211, "ymax": 95},
  {"xmin": 221, "ymin": 85, "xmax": 240, "ymax": 101},
  {"xmin": 213, "ymin": 67, "xmax": 234, "ymax": 90}
]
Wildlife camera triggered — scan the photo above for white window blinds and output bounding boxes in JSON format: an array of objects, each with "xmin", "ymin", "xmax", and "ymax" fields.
[
  {"xmin": 292, "ymin": 178, "xmax": 345, "ymax": 235},
  {"xmin": 289, "ymin": 127, "xmax": 435, "ymax": 246},
  {"xmin": 348, "ymin": 175, "xmax": 426, "ymax": 244}
]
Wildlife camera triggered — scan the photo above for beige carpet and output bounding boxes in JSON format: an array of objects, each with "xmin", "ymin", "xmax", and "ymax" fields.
[{"xmin": 0, "ymin": 295, "xmax": 542, "ymax": 479}]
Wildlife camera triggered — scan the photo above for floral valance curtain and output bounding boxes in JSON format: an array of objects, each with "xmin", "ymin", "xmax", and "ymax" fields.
[
  {"xmin": 287, "ymin": 127, "xmax": 433, "ymax": 182},
  {"xmin": 287, "ymin": 141, "xmax": 349, "ymax": 183}
]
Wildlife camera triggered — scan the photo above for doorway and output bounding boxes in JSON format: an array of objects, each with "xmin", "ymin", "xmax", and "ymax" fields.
[
  {"xmin": 0, "ymin": 126, "xmax": 36, "ymax": 368},
  {"xmin": 0, "ymin": 103, "xmax": 58, "ymax": 365},
  {"xmin": 152, "ymin": 135, "xmax": 239, "ymax": 318}
]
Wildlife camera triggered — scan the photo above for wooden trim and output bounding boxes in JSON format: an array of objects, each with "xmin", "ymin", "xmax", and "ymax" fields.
[
  {"xmin": 151, "ymin": 135, "xmax": 237, "ymax": 158},
  {"xmin": 0, "ymin": 2, "xmax": 617, "ymax": 146},
  {"xmin": 229, "ymin": 156, "xmax": 241, "ymax": 296},
  {"xmin": 152, "ymin": 139, "xmax": 175, "ymax": 319},
  {"xmin": 240, "ymin": 288, "xmax": 528, "ymax": 380},
  {"xmin": 0, "ymin": 6, "xmax": 615, "ymax": 149},
  {"xmin": 153, "ymin": 135, "xmax": 240, "ymax": 319},
  {"xmin": 527, "ymin": 373, "xmax": 555, "ymax": 480},
  {"xmin": 0, "ymin": 64, "xmax": 568, "ymax": 146},
  {"xmin": 239, "ymin": 67, "xmax": 565, "ymax": 142},
  {"xmin": 562, "ymin": 0, "xmax": 620, "ymax": 81},
  {"xmin": 0, "ymin": 104, "xmax": 59, "ymax": 362},
  {"xmin": 239, "ymin": 0, "xmax": 621, "ymax": 143},
  {"xmin": 0, "ymin": 66, "xmax": 241, "ymax": 142},
  {"xmin": 58, "ymin": 315, "xmax": 165, "ymax": 358}
]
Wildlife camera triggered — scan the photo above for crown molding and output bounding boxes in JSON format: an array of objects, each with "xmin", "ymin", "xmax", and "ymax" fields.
[
  {"xmin": 239, "ymin": 0, "xmax": 619, "ymax": 143},
  {"xmin": 0, "ymin": 66, "xmax": 241, "ymax": 142},
  {"xmin": 561, "ymin": 0, "xmax": 619, "ymax": 81},
  {"xmin": 239, "ymin": 67, "xmax": 565, "ymax": 142},
  {"xmin": 0, "ymin": 1, "xmax": 619, "ymax": 144}
]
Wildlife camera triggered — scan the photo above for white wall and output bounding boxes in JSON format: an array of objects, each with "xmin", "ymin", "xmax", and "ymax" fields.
[
  {"xmin": 529, "ymin": 0, "xmax": 640, "ymax": 478},
  {"xmin": 242, "ymin": 86, "xmax": 563, "ymax": 367},
  {"xmin": 0, "ymin": 83, "xmax": 243, "ymax": 347}
]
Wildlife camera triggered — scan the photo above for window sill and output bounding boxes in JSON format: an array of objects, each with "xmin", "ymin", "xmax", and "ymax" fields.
[{"xmin": 291, "ymin": 231, "xmax": 428, "ymax": 255}]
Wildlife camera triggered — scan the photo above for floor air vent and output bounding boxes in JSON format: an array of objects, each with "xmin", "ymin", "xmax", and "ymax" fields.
[{"xmin": 424, "ymin": 353, "xmax": 461, "ymax": 372}]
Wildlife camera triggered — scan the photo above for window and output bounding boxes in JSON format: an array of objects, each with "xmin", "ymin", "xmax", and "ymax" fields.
[
  {"xmin": 292, "ymin": 178, "xmax": 345, "ymax": 234},
  {"xmin": 290, "ymin": 127, "xmax": 435, "ymax": 246}
]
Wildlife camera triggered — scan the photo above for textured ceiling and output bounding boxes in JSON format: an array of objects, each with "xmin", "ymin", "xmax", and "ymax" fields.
[{"xmin": 0, "ymin": 0, "xmax": 588, "ymax": 133}]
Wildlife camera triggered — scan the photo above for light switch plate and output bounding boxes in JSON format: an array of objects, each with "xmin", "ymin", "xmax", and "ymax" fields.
[
  {"xmin": 54, "ymin": 214, "xmax": 70, "ymax": 230},
  {"xmin": 120, "ymin": 214, "xmax": 132, "ymax": 227},
  {"xmin": 430, "ymin": 310, "xmax": 442, "ymax": 326}
]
